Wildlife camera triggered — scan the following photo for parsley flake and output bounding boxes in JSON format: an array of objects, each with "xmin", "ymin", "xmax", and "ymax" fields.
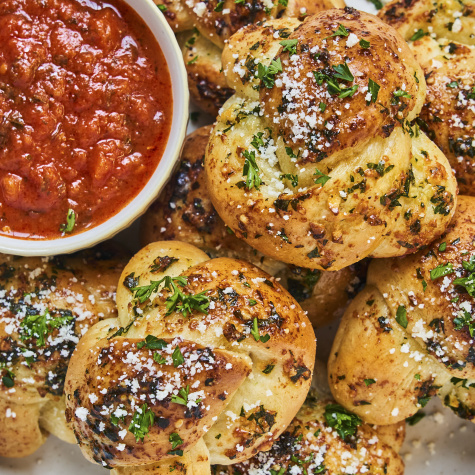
[
  {"xmin": 60, "ymin": 209, "xmax": 76, "ymax": 234},
  {"xmin": 324, "ymin": 404, "xmax": 362, "ymax": 440},
  {"xmin": 406, "ymin": 411, "xmax": 425, "ymax": 426},
  {"xmin": 169, "ymin": 433, "xmax": 183, "ymax": 449},
  {"xmin": 172, "ymin": 346, "xmax": 184, "ymax": 367},
  {"xmin": 263, "ymin": 364, "xmax": 275, "ymax": 374},
  {"xmin": 257, "ymin": 58, "xmax": 282, "ymax": 89},
  {"xmin": 250, "ymin": 317, "xmax": 270, "ymax": 343},
  {"xmin": 129, "ymin": 403, "xmax": 155, "ymax": 442},
  {"xmin": 430, "ymin": 263, "xmax": 454, "ymax": 280},
  {"xmin": 393, "ymin": 89, "xmax": 412, "ymax": 99},
  {"xmin": 137, "ymin": 335, "xmax": 168, "ymax": 350},
  {"xmin": 333, "ymin": 63, "xmax": 354, "ymax": 82},
  {"xmin": 280, "ymin": 39, "xmax": 298, "ymax": 55},
  {"xmin": 1, "ymin": 367, "xmax": 14, "ymax": 388},
  {"xmin": 132, "ymin": 276, "xmax": 209, "ymax": 317},
  {"xmin": 453, "ymin": 311, "xmax": 475, "ymax": 337},
  {"xmin": 367, "ymin": 79, "xmax": 380, "ymax": 104},
  {"xmin": 241, "ymin": 150, "xmax": 262, "ymax": 190},
  {"xmin": 395, "ymin": 305, "xmax": 408, "ymax": 329},
  {"xmin": 409, "ymin": 29, "xmax": 427, "ymax": 42},
  {"xmin": 19, "ymin": 309, "xmax": 74, "ymax": 347},
  {"xmin": 453, "ymin": 266, "xmax": 475, "ymax": 297},
  {"xmin": 171, "ymin": 385, "xmax": 190, "ymax": 405},
  {"xmin": 214, "ymin": 1, "xmax": 224, "ymax": 12},
  {"xmin": 326, "ymin": 24, "xmax": 349, "ymax": 39},
  {"xmin": 279, "ymin": 174, "xmax": 299, "ymax": 187},
  {"xmin": 367, "ymin": 0, "xmax": 383, "ymax": 9},
  {"xmin": 314, "ymin": 169, "xmax": 331, "ymax": 186}
]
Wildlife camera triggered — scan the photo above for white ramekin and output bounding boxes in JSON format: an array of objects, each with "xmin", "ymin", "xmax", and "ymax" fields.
[{"xmin": 0, "ymin": 0, "xmax": 188, "ymax": 256}]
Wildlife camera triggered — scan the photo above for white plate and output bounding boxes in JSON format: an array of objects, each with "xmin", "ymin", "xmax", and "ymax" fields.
[{"xmin": 2, "ymin": 0, "xmax": 475, "ymax": 473}]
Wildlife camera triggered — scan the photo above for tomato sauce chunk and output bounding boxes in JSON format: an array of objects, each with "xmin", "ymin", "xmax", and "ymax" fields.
[{"xmin": 0, "ymin": 0, "xmax": 172, "ymax": 239}]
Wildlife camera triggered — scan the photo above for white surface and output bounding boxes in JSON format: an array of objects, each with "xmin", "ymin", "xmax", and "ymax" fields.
[
  {"xmin": 0, "ymin": 0, "xmax": 189, "ymax": 257},
  {"xmin": 2, "ymin": 0, "xmax": 475, "ymax": 473}
]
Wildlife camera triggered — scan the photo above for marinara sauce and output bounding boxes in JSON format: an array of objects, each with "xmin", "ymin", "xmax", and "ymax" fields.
[{"xmin": 0, "ymin": 0, "xmax": 172, "ymax": 239}]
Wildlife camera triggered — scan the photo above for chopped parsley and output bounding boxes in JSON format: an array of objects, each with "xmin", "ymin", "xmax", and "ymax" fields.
[
  {"xmin": 132, "ymin": 276, "xmax": 209, "ymax": 317},
  {"xmin": 171, "ymin": 385, "xmax": 190, "ymax": 405},
  {"xmin": 285, "ymin": 147, "xmax": 297, "ymax": 158},
  {"xmin": 395, "ymin": 305, "xmax": 408, "ymax": 329},
  {"xmin": 129, "ymin": 403, "xmax": 155, "ymax": 442},
  {"xmin": 257, "ymin": 58, "xmax": 282, "ymax": 89},
  {"xmin": 60, "ymin": 208, "xmax": 76, "ymax": 234},
  {"xmin": 280, "ymin": 39, "xmax": 298, "ymax": 55},
  {"xmin": 187, "ymin": 56, "xmax": 198, "ymax": 65},
  {"xmin": 314, "ymin": 169, "xmax": 331, "ymax": 186},
  {"xmin": 123, "ymin": 272, "xmax": 139, "ymax": 291},
  {"xmin": 438, "ymin": 242, "xmax": 447, "ymax": 252},
  {"xmin": 313, "ymin": 63, "xmax": 358, "ymax": 98},
  {"xmin": 214, "ymin": 1, "xmax": 225, "ymax": 11},
  {"xmin": 326, "ymin": 24, "xmax": 349, "ymax": 39},
  {"xmin": 324, "ymin": 404, "xmax": 362, "ymax": 440},
  {"xmin": 338, "ymin": 85, "xmax": 358, "ymax": 99},
  {"xmin": 447, "ymin": 81, "xmax": 459, "ymax": 88},
  {"xmin": 242, "ymin": 150, "xmax": 262, "ymax": 190},
  {"xmin": 367, "ymin": 160, "xmax": 393, "ymax": 176},
  {"xmin": 168, "ymin": 432, "xmax": 184, "ymax": 456},
  {"xmin": 453, "ymin": 311, "xmax": 475, "ymax": 337},
  {"xmin": 153, "ymin": 353, "xmax": 166, "ymax": 364},
  {"xmin": 319, "ymin": 102, "xmax": 326, "ymax": 112},
  {"xmin": 250, "ymin": 317, "xmax": 270, "ymax": 343},
  {"xmin": 172, "ymin": 346, "xmax": 184, "ymax": 367},
  {"xmin": 1, "ymin": 366, "xmax": 14, "ymax": 388},
  {"xmin": 430, "ymin": 263, "xmax": 454, "ymax": 280},
  {"xmin": 263, "ymin": 364, "xmax": 275, "ymax": 374},
  {"xmin": 333, "ymin": 63, "xmax": 354, "ymax": 82},
  {"xmin": 451, "ymin": 377, "xmax": 470, "ymax": 389},
  {"xmin": 393, "ymin": 89, "xmax": 412, "ymax": 100},
  {"xmin": 409, "ymin": 29, "xmax": 427, "ymax": 42},
  {"xmin": 19, "ymin": 309, "xmax": 74, "ymax": 347},
  {"xmin": 279, "ymin": 174, "xmax": 299, "ymax": 187},
  {"xmin": 157, "ymin": 3, "xmax": 167, "ymax": 11},
  {"xmin": 137, "ymin": 335, "xmax": 168, "ymax": 350},
  {"xmin": 150, "ymin": 256, "xmax": 179, "ymax": 273},
  {"xmin": 406, "ymin": 411, "xmax": 425, "ymax": 426},
  {"xmin": 364, "ymin": 379, "xmax": 376, "ymax": 386},
  {"xmin": 367, "ymin": 0, "xmax": 383, "ymax": 9},
  {"xmin": 453, "ymin": 266, "xmax": 475, "ymax": 297},
  {"xmin": 251, "ymin": 132, "xmax": 265, "ymax": 150},
  {"xmin": 367, "ymin": 79, "xmax": 380, "ymax": 104}
]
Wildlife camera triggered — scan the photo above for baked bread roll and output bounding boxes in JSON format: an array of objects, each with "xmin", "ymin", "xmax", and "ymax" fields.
[
  {"xmin": 379, "ymin": 0, "xmax": 475, "ymax": 46},
  {"xmin": 328, "ymin": 195, "xmax": 475, "ymax": 425},
  {"xmin": 65, "ymin": 241, "xmax": 315, "ymax": 473},
  {"xmin": 205, "ymin": 7, "xmax": 457, "ymax": 271},
  {"xmin": 215, "ymin": 360, "xmax": 405, "ymax": 475},
  {"xmin": 379, "ymin": 0, "xmax": 475, "ymax": 195},
  {"xmin": 213, "ymin": 393, "xmax": 405, "ymax": 475},
  {"xmin": 154, "ymin": 0, "xmax": 345, "ymax": 115},
  {"xmin": 0, "ymin": 244, "xmax": 127, "ymax": 458},
  {"xmin": 142, "ymin": 126, "xmax": 367, "ymax": 328}
]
